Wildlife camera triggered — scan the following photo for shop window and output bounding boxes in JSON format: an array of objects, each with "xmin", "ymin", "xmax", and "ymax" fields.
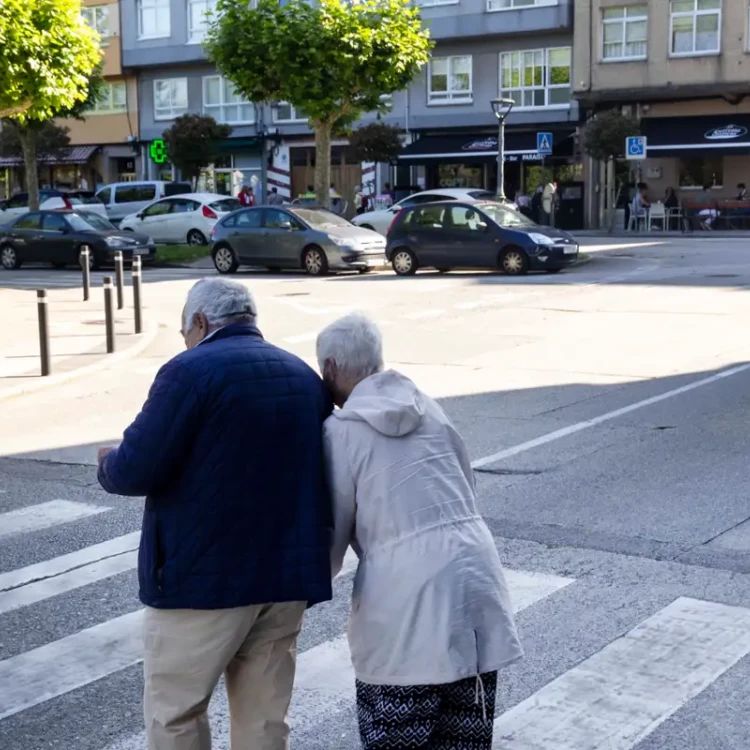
[
  {"xmin": 437, "ymin": 164, "xmax": 483, "ymax": 189},
  {"xmin": 273, "ymin": 102, "xmax": 307, "ymax": 123},
  {"xmin": 670, "ymin": 0, "xmax": 721, "ymax": 56},
  {"xmin": 138, "ymin": 0, "xmax": 170, "ymax": 39},
  {"xmin": 187, "ymin": 0, "xmax": 218, "ymax": 43},
  {"xmin": 153, "ymin": 78, "xmax": 188, "ymax": 120},
  {"xmin": 487, "ymin": 0, "xmax": 558, "ymax": 11},
  {"xmin": 678, "ymin": 157, "xmax": 723, "ymax": 189},
  {"xmin": 499, "ymin": 47, "xmax": 571, "ymax": 109},
  {"xmin": 428, "ymin": 56, "xmax": 472, "ymax": 105},
  {"xmin": 81, "ymin": 6, "xmax": 110, "ymax": 45},
  {"xmin": 601, "ymin": 5, "xmax": 648, "ymax": 61},
  {"xmin": 203, "ymin": 76, "xmax": 255, "ymax": 124},
  {"xmin": 89, "ymin": 82, "xmax": 127, "ymax": 114}
]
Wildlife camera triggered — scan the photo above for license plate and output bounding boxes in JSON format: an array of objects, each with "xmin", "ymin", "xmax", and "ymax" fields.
[
  {"xmin": 563, "ymin": 246, "xmax": 578, "ymax": 255},
  {"xmin": 134, "ymin": 247, "xmax": 150, "ymax": 255}
]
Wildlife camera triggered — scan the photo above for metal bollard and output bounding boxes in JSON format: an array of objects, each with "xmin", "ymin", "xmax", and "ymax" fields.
[
  {"xmin": 114, "ymin": 251, "xmax": 124, "ymax": 310},
  {"xmin": 132, "ymin": 255, "xmax": 143, "ymax": 334},
  {"xmin": 37, "ymin": 289, "xmax": 51, "ymax": 376},
  {"xmin": 103, "ymin": 276, "xmax": 115, "ymax": 353},
  {"xmin": 81, "ymin": 245, "xmax": 91, "ymax": 302}
]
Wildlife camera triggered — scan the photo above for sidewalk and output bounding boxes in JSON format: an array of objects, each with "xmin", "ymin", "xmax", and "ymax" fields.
[
  {"xmin": 573, "ymin": 229, "xmax": 750, "ymax": 239},
  {"xmin": 0, "ymin": 286, "xmax": 156, "ymax": 400}
]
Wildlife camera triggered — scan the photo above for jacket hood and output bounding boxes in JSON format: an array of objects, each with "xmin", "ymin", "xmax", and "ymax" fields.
[{"xmin": 334, "ymin": 370, "xmax": 424, "ymax": 437}]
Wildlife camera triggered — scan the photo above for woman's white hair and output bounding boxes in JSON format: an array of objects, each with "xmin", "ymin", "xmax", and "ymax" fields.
[
  {"xmin": 316, "ymin": 312, "xmax": 384, "ymax": 381},
  {"xmin": 184, "ymin": 278, "xmax": 257, "ymax": 331}
]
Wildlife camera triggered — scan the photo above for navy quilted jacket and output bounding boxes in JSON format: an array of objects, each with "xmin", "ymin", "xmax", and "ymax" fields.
[{"xmin": 98, "ymin": 324, "xmax": 334, "ymax": 610}]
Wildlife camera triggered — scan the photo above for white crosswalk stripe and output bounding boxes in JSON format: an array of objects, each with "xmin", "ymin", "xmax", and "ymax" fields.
[{"xmin": 0, "ymin": 499, "xmax": 109, "ymax": 540}]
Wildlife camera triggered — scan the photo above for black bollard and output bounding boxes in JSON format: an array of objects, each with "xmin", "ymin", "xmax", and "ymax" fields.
[
  {"xmin": 37, "ymin": 289, "xmax": 51, "ymax": 376},
  {"xmin": 114, "ymin": 251, "xmax": 124, "ymax": 310},
  {"xmin": 81, "ymin": 245, "xmax": 91, "ymax": 302},
  {"xmin": 103, "ymin": 276, "xmax": 115, "ymax": 353},
  {"xmin": 132, "ymin": 256, "xmax": 143, "ymax": 334}
]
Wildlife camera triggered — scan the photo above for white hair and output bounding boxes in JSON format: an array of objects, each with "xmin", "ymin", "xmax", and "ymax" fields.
[
  {"xmin": 316, "ymin": 312, "xmax": 384, "ymax": 381},
  {"xmin": 184, "ymin": 278, "xmax": 257, "ymax": 331}
]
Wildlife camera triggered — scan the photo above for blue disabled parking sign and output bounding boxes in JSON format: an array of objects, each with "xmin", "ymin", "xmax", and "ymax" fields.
[
  {"xmin": 537, "ymin": 132, "xmax": 553, "ymax": 156},
  {"xmin": 626, "ymin": 136, "xmax": 647, "ymax": 160}
]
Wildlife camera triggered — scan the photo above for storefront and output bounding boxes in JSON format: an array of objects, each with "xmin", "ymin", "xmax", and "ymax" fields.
[{"xmin": 0, "ymin": 146, "xmax": 100, "ymax": 194}]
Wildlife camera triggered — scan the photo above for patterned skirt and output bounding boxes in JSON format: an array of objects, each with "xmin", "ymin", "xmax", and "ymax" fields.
[{"xmin": 355, "ymin": 672, "xmax": 498, "ymax": 750}]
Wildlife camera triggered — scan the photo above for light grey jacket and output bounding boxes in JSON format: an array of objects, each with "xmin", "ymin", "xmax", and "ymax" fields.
[{"xmin": 323, "ymin": 370, "xmax": 523, "ymax": 686}]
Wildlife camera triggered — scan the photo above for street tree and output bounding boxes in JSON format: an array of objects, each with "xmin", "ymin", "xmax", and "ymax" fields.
[
  {"xmin": 349, "ymin": 122, "xmax": 403, "ymax": 165},
  {"xmin": 206, "ymin": 0, "xmax": 431, "ymax": 207},
  {"xmin": 0, "ymin": 121, "xmax": 71, "ymax": 163},
  {"xmin": 0, "ymin": 0, "xmax": 101, "ymax": 208},
  {"xmin": 163, "ymin": 114, "xmax": 233, "ymax": 189}
]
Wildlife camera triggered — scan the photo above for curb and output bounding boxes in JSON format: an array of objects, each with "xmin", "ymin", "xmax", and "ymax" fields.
[{"xmin": 0, "ymin": 321, "xmax": 159, "ymax": 403}]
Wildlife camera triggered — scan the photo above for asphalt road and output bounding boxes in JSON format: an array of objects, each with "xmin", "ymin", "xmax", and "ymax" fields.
[{"xmin": 3, "ymin": 236, "xmax": 750, "ymax": 749}]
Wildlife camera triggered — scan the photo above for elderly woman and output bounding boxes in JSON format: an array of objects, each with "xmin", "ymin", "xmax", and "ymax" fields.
[{"xmin": 317, "ymin": 313, "xmax": 522, "ymax": 750}]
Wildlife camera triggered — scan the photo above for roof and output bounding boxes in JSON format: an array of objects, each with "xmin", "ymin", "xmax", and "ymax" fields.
[{"xmin": 0, "ymin": 145, "xmax": 99, "ymax": 167}]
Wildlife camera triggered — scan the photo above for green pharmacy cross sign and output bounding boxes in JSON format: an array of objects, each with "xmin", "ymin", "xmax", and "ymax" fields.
[{"xmin": 149, "ymin": 139, "xmax": 168, "ymax": 164}]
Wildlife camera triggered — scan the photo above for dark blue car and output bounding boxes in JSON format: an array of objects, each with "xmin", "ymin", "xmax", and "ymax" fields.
[{"xmin": 385, "ymin": 200, "xmax": 579, "ymax": 276}]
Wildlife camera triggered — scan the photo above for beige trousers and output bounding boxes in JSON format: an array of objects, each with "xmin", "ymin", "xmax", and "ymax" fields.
[{"xmin": 143, "ymin": 601, "xmax": 307, "ymax": 750}]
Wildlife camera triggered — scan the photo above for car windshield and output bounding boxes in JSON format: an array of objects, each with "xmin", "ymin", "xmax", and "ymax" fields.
[
  {"xmin": 209, "ymin": 198, "xmax": 241, "ymax": 213},
  {"xmin": 292, "ymin": 208, "xmax": 351, "ymax": 228},
  {"xmin": 66, "ymin": 212, "xmax": 117, "ymax": 232},
  {"xmin": 478, "ymin": 203, "xmax": 536, "ymax": 228}
]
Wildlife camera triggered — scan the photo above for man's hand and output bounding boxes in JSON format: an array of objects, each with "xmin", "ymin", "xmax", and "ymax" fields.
[{"xmin": 98, "ymin": 446, "xmax": 116, "ymax": 463}]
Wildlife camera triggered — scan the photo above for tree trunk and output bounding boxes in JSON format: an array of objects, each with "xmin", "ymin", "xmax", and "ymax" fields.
[
  {"xmin": 312, "ymin": 120, "xmax": 333, "ymax": 209},
  {"xmin": 19, "ymin": 127, "xmax": 40, "ymax": 210}
]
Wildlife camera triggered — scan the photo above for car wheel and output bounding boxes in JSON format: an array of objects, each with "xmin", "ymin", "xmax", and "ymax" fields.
[
  {"xmin": 0, "ymin": 244, "xmax": 21, "ymax": 270},
  {"xmin": 500, "ymin": 247, "xmax": 529, "ymax": 276},
  {"xmin": 213, "ymin": 245, "xmax": 239, "ymax": 274},
  {"xmin": 78, "ymin": 247, "xmax": 98, "ymax": 271},
  {"xmin": 392, "ymin": 248, "xmax": 418, "ymax": 276},
  {"xmin": 187, "ymin": 229, "xmax": 207, "ymax": 246},
  {"xmin": 302, "ymin": 246, "xmax": 328, "ymax": 276}
]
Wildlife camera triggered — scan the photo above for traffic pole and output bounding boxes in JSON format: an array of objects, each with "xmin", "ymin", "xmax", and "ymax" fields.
[
  {"xmin": 103, "ymin": 276, "xmax": 115, "ymax": 353},
  {"xmin": 37, "ymin": 289, "xmax": 51, "ymax": 376},
  {"xmin": 132, "ymin": 255, "xmax": 143, "ymax": 334},
  {"xmin": 81, "ymin": 245, "xmax": 91, "ymax": 302},
  {"xmin": 114, "ymin": 251, "xmax": 124, "ymax": 310}
]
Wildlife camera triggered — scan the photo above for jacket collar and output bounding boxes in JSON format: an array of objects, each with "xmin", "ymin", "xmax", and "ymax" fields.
[{"xmin": 200, "ymin": 323, "xmax": 264, "ymax": 346}]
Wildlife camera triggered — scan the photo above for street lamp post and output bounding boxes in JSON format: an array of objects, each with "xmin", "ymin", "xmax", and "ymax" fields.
[{"xmin": 490, "ymin": 98, "xmax": 515, "ymax": 203}]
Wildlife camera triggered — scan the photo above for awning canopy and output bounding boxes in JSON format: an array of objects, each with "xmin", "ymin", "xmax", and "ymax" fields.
[
  {"xmin": 397, "ymin": 130, "xmax": 573, "ymax": 164},
  {"xmin": 0, "ymin": 145, "xmax": 99, "ymax": 167},
  {"xmin": 641, "ymin": 115, "xmax": 750, "ymax": 158}
]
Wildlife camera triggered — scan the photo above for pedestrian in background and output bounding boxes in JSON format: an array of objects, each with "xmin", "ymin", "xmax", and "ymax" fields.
[
  {"xmin": 237, "ymin": 184, "xmax": 252, "ymax": 207},
  {"xmin": 267, "ymin": 186, "xmax": 284, "ymax": 205},
  {"xmin": 317, "ymin": 313, "xmax": 522, "ymax": 750},
  {"xmin": 97, "ymin": 278, "xmax": 333, "ymax": 750}
]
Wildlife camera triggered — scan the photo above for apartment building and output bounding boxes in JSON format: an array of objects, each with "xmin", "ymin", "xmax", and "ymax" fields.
[{"xmin": 574, "ymin": 0, "xmax": 750, "ymax": 224}]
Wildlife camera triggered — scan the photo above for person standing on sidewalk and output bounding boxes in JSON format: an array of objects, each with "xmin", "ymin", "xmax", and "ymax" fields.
[
  {"xmin": 317, "ymin": 313, "xmax": 522, "ymax": 750},
  {"xmin": 97, "ymin": 278, "xmax": 333, "ymax": 750}
]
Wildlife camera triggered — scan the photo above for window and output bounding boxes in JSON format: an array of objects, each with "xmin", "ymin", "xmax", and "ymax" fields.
[
  {"xmin": 81, "ymin": 6, "xmax": 110, "ymax": 44},
  {"xmin": 500, "ymin": 47, "xmax": 571, "ymax": 109},
  {"xmin": 187, "ymin": 0, "xmax": 218, "ymax": 43},
  {"xmin": 670, "ymin": 0, "xmax": 721, "ymax": 56},
  {"xmin": 398, "ymin": 193, "xmax": 452, "ymax": 208},
  {"xmin": 418, "ymin": 0, "xmax": 458, "ymax": 7},
  {"xmin": 202, "ymin": 76, "xmax": 254, "ymax": 124},
  {"xmin": 602, "ymin": 5, "xmax": 648, "ymax": 60},
  {"xmin": 264, "ymin": 209, "xmax": 297, "ymax": 228},
  {"xmin": 14, "ymin": 213, "xmax": 42, "ymax": 230},
  {"xmin": 7, "ymin": 194, "xmax": 29, "ymax": 209},
  {"xmin": 114, "ymin": 184, "xmax": 157, "ymax": 203},
  {"xmin": 236, "ymin": 210, "xmax": 262, "ymax": 228},
  {"xmin": 153, "ymin": 79, "xmax": 188, "ymax": 121},
  {"xmin": 169, "ymin": 199, "xmax": 200, "ymax": 213},
  {"xmin": 89, "ymin": 82, "xmax": 127, "ymax": 114},
  {"xmin": 448, "ymin": 206, "xmax": 486, "ymax": 231},
  {"xmin": 96, "ymin": 187, "xmax": 112, "ymax": 205},
  {"xmin": 138, "ymin": 0, "xmax": 170, "ymax": 39},
  {"xmin": 273, "ymin": 102, "xmax": 307, "ymax": 123},
  {"xmin": 143, "ymin": 200, "xmax": 172, "ymax": 217},
  {"xmin": 679, "ymin": 157, "xmax": 723, "ymax": 188},
  {"xmin": 411, "ymin": 205, "xmax": 447, "ymax": 228},
  {"xmin": 43, "ymin": 214, "xmax": 69, "ymax": 232},
  {"xmin": 428, "ymin": 56, "xmax": 472, "ymax": 105},
  {"xmin": 487, "ymin": 0, "xmax": 558, "ymax": 11}
]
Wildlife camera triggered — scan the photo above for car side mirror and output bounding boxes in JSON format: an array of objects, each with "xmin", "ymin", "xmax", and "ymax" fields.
[
  {"xmin": 279, "ymin": 221, "xmax": 292, "ymax": 230},
  {"xmin": 136, "ymin": 213, "xmax": 143, "ymax": 219}
]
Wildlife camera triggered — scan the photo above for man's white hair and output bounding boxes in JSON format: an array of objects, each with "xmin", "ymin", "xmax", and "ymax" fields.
[
  {"xmin": 316, "ymin": 312, "xmax": 384, "ymax": 381},
  {"xmin": 184, "ymin": 278, "xmax": 257, "ymax": 331}
]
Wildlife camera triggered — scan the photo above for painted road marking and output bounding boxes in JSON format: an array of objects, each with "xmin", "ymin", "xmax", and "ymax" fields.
[
  {"xmin": 102, "ymin": 566, "xmax": 573, "ymax": 750},
  {"xmin": 493, "ymin": 597, "xmax": 750, "ymax": 749},
  {"xmin": 472, "ymin": 362, "xmax": 750, "ymax": 469},
  {"xmin": 0, "ymin": 500, "xmax": 109, "ymax": 541}
]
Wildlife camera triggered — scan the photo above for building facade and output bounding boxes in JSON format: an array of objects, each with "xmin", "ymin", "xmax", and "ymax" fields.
[{"xmin": 574, "ymin": 0, "xmax": 750, "ymax": 226}]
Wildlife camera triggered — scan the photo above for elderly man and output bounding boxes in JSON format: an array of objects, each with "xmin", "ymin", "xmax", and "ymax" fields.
[{"xmin": 98, "ymin": 278, "xmax": 333, "ymax": 750}]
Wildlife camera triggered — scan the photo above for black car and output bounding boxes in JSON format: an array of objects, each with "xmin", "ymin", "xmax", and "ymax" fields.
[
  {"xmin": 385, "ymin": 200, "xmax": 579, "ymax": 276},
  {"xmin": 0, "ymin": 210, "xmax": 156, "ymax": 271}
]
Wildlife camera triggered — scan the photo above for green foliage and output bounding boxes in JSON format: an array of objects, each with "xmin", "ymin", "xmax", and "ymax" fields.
[
  {"xmin": 582, "ymin": 110, "xmax": 641, "ymax": 162},
  {"xmin": 0, "ymin": 120, "xmax": 71, "ymax": 161},
  {"xmin": 163, "ymin": 114, "xmax": 233, "ymax": 185},
  {"xmin": 349, "ymin": 122, "xmax": 403, "ymax": 164}
]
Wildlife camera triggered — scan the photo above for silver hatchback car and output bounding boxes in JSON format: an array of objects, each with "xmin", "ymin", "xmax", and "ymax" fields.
[{"xmin": 210, "ymin": 206, "xmax": 386, "ymax": 275}]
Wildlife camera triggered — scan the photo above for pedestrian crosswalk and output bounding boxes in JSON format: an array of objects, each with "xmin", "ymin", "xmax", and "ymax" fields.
[
  {"xmin": 2, "ymin": 495, "xmax": 750, "ymax": 749},
  {"xmin": 0, "ymin": 267, "xmax": 211, "ymax": 290}
]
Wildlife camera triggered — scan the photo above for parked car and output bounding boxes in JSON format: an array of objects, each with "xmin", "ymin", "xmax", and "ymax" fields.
[
  {"xmin": 351, "ymin": 188, "xmax": 502, "ymax": 235},
  {"xmin": 0, "ymin": 210, "xmax": 156, "ymax": 271},
  {"xmin": 95, "ymin": 180, "xmax": 192, "ymax": 224},
  {"xmin": 0, "ymin": 190, "xmax": 108, "ymax": 222},
  {"xmin": 119, "ymin": 193, "xmax": 240, "ymax": 246},
  {"xmin": 385, "ymin": 200, "xmax": 579, "ymax": 276},
  {"xmin": 210, "ymin": 206, "xmax": 386, "ymax": 276}
]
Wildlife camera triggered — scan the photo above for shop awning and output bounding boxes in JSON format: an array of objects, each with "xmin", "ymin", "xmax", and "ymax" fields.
[
  {"xmin": 0, "ymin": 145, "xmax": 99, "ymax": 167},
  {"xmin": 641, "ymin": 115, "xmax": 750, "ymax": 158}
]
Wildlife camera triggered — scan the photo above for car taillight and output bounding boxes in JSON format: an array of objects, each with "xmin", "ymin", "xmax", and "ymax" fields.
[
  {"xmin": 386, "ymin": 209, "xmax": 402, "ymax": 235},
  {"xmin": 62, "ymin": 196, "xmax": 72, "ymax": 209},
  {"xmin": 202, "ymin": 205, "xmax": 218, "ymax": 219}
]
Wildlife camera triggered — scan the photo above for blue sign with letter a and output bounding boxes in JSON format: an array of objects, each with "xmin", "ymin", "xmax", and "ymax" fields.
[{"xmin": 537, "ymin": 132, "xmax": 553, "ymax": 156}]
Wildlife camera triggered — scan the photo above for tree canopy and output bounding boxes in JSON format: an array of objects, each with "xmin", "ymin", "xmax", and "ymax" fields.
[
  {"xmin": 0, "ymin": 121, "xmax": 71, "ymax": 162},
  {"xmin": 349, "ymin": 122, "xmax": 403, "ymax": 165},
  {"xmin": 163, "ymin": 114, "xmax": 233, "ymax": 187},
  {"xmin": 582, "ymin": 110, "xmax": 641, "ymax": 162},
  {"xmin": 206, "ymin": 0, "xmax": 431, "ymax": 205}
]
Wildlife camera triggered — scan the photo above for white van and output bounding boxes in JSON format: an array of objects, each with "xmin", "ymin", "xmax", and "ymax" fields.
[{"xmin": 95, "ymin": 181, "xmax": 192, "ymax": 224}]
